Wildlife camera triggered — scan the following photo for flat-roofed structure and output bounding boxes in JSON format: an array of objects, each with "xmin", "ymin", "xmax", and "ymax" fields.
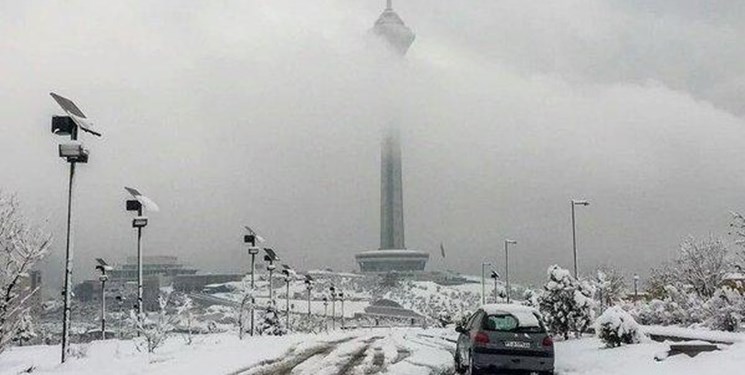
[{"xmin": 109, "ymin": 255, "xmax": 197, "ymax": 281}]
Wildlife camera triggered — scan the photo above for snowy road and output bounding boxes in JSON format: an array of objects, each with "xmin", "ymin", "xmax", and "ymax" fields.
[{"xmin": 230, "ymin": 329, "xmax": 456, "ymax": 375}]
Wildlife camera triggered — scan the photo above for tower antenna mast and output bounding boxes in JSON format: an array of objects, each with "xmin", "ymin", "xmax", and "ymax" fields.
[{"xmin": 387, "ymin": 0, "xmax": 393, "ymax": 10}]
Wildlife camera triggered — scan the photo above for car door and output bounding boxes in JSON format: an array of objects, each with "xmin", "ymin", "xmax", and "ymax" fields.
[
  {"xmin": 456, "ymin": 311, "xmax": 477, "ymax": 363},
  {"xmin": 460, "ymin": 310, "xmax": 485, "ymax": 365}
]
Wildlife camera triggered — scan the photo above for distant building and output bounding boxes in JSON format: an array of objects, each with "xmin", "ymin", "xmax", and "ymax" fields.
[
  {"xmin": 173, "ymin": 274, "xmax": 244, "ymax": 293},
  {"xmin": 16, "ymin": 270, "xmax": 42, "ymax": 319},
  {"xmin": 355, "ymin": 299, "xmax": 426, "ymax": 325},
  {"xmin": 109, "ymin": 255, "xmax": 197, "ymax": 281}
]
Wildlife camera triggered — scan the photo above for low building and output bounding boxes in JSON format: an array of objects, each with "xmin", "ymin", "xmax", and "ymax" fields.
[
  {"xmin": 109, "ymin": 255, "xmax": 198, "ymax": 281},
  {"xmin": 355, "ymin": 250, "xmax": 429, "ymax": 273},
  {"xmin": 354, "ymin": 299, "xmax": 426, "ymax": 325}
]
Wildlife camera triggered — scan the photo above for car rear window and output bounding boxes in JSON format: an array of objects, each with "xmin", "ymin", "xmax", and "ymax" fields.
[{"xmin": 483, "ymin": 312, "xmax": 544, "ymax": 333}]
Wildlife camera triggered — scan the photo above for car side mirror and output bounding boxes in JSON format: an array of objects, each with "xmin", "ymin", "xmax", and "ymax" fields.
[{"xmin": 455, "ymin": 324, "xmax": 465, "ymax": 334}]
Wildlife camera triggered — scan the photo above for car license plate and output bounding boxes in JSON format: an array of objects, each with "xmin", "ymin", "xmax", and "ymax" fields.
[{"xmin": 504, "ymin": 341, "xmax": 531, "ymax": 348}]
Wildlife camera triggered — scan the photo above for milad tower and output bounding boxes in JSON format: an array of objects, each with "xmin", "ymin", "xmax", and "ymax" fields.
[{"xmin": 355, "ymin": 1, "xmax": 429, "ymax": 273}]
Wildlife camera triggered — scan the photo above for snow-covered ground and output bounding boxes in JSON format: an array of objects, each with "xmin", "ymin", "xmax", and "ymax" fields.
[{"xmin": 2, "ymin": 328, "xmax": 745, "ymax": 374}]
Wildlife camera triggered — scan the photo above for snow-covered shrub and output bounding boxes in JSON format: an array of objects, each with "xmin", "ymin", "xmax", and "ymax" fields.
[
  {"xmin": 628, "ymin": 285, "xmax": 705, "ymax": 326},
  {"xmin": 12, "ymin": 313, "xmax": 36, "ymax": 346},
  {"xmin": 538, "ymin": 265, "xmax": 594, "ymax": 339},
  {"xmin": 131, "ymin": 290, "xmax": 191, "ymax": 353},
  {"xmin": 68, "ymin": 343, "xmax": 90, "ymax": 359},
  {"xmin": 648, "ymin": 236, "xmax": 730, "ymax": 300},
  {"xmin": 591, "ymin": 267, "xmax": 626, "ymax": 310},
  {"xmin": 234, "ymin": 279, "xmax": 256, "ymax": 340},
  {"xmin": 522, "ymin": 289, "xmax": 541, "ymax": 308},
  {"xmin": 257, "ymin": 303, "xmax": 286, "ymax": 336},
  {"xmin": 703, "ymin": 286, "xmax": 744, "ymax": 332},
  {"xmin": 596, "ymin": 306, "xmax": 644, "ymax": 347},
  {"xmin": 0, "ymin": 192, "xmax": 50, "ymax": 354}
]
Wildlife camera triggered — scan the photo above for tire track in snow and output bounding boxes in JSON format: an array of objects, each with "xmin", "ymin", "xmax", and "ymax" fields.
[{"xmin": 229, "ymin": 336, "xmax": 356, "ymax": 375}]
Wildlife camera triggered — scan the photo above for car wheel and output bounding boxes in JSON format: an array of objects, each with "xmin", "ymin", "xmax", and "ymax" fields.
[{"xmin": 465, "ymin": 352, "xmax": 479, "ymax": 375}]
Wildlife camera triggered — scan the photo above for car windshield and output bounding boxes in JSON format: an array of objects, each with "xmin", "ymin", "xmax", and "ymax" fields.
[{"xmin": 483, "ymin": 313, "xmax": 544, "ymax": 333}]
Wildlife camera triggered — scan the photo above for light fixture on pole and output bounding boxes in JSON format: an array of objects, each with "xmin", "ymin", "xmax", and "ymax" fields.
[
  {"xmin": 504, "ymin": 239, "xmax": 517, "ymax": 303},
  {"xmin": 304, "ymin": 275, "xmax": 313, "ymax": 317},
  {"xmin": 95, "ymin": 258, "xmax": 113, "ymax": 340},
  {"xmin": 243, "ymin": 226, "xmax": 265, "ymax": 289},
  {"xmin": 281, "ymin": 265, "xmax": 294, "ymax": 329},
  {"xmin": 338, "ymin": 291, "xmax": 345, "ymax": 328},
  {"xmin": 322, "ymin": 296, "xmax": 329, "ymax": 332},
  {"xmin": 125, "ymin": 187, "xmax": 159, "ymax": 316},
  {"xmin": 50, "ymin": 92, "xmax": 101, "ymax": 363},
  {"xmin": 633, "ymin": 274, "xmax": 640, "ymax": 300},
  {"xmin": 263, "ymin": 248, "xmax": 279, "ymax": 302},
  {"xmin": 490, "ymin": 270, "xmax": 500, "ymax": 302},
  {"xmin": 481, "ymin": 262, "xmax": 492, "ymax": 305},
  {"xmin": 329, "ymin": 286, "xmax": 336, "ymax": 330},
  {"xmin": 571, "ymin": 199, "xmax": 590, "ymax": 278}
]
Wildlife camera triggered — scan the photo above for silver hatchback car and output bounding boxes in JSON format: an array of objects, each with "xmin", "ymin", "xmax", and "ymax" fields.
[{"xmin": 454, "ymin": 304, "xmax": 554, "ymax": 375}]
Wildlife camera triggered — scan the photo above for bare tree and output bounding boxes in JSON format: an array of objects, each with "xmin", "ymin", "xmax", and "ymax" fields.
[
  {"xmin": 130, "ymin": 289, "xmax": 191, "ymax": 353},
  {"xmin": 0, "ymin": 192, "xmax": 50, "ymax": 353},
  {"xmin": 592, "ymin": 266, "xmax": 627, "ymax": 307},
  {"xmin": 677, "ymin": 236, "xmax": 729, "ymax": 298},
  {"xmin": 649, "ymin": 236, "xmax": 730, "ymax": 299},
  {"xmin": 236, "ymin": 278, "xmax": 255, "ymax": 340}
]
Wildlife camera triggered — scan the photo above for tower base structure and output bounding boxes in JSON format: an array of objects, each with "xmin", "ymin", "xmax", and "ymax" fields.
[{"xmin": 355, "ymin": 249, "xmax": 429, "ymax": 273}]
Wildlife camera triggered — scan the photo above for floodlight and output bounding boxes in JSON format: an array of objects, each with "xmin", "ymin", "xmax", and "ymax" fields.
[
  {"xmin": 58, "ymin": 141, "xmax": 89, "ymax": 163},
  {"xmin": 490, "ymin": 271, "xmax": 500, "ymax": 279},
  {"xmin": 50, "ymin": 92, "xmax": 101, "ymax": 137},
  {"xmin": 124, "ymin": 187, "xmax": 159, "ymax": 212},
  {"xmin": 132, "ymin": 216, "xmax": 148, "ymax": 228},
  {"xmin": 244, "ymin": 234, "xmax": 256, "ymax": 245},
  {"xmin": 126, "ymin": 199, "xmax": 142, "ymax": 212},
  {"xmin": 51, "ymin": 116, "xmax": 76, "ymax": 136}
]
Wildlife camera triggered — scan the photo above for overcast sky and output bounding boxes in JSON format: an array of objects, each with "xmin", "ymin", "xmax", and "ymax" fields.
[{"xmin": 2, "ymin": 0, "xmax": 745, "ymax": 291}]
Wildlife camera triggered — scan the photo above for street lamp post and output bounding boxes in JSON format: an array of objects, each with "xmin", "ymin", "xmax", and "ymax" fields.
[
  {"xmin": 125, "ymin": 187, "xmax": 159, "ymax": 316},
  {"xmin": 339, "ymin": 292, "xmax": 345, "ymax": 328},
  {"xmin": 243, "ymin": 226, "xmax": 265, "ymax": 289},
  {"xmin": 490, "ymin": 270, "xmax": 500, "ymax": 302},
  {"xmin": 571, "ymin": 199, "xmax": 590, "ymax": 278},
  {"xmin": 95, "ymin": 259, "xmax": 112, "ymax": 340},
  {"xmin": 481, "ymin": 262, "xmax": 492, "ymax": 305},
  {"xmin": 322, "ymin": 296, "xmax": 329, "ymax": 332},
  {"xmin": 263, "ymin": 248, "xmax": 279, "ymax": 302},
  {"xmin": 50, "ymin": 92, "xmax": 101, "ymax": 363},
  {"xmin": 281, "ymin": 266, "xmax": 293, "ymax": 329},
  {"xmin": 304, "ymin": 275, "xmax": 313, "ymax": 317},
  {"xmin": 633, "ymin": 274, "xmax": 640, "ymax": 300},
  {"xmin": 504, "ymin": 240, "xmax": 517, "ymax": 303},
  {"xmin": 329, "ymin": 286, "xmax": 337, "ymax": 330}
]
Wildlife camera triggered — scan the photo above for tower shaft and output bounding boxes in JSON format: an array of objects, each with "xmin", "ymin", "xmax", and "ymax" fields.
[{"xmin": 380, "ymin": 125, "xmax": 405, "ymax": 249}]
